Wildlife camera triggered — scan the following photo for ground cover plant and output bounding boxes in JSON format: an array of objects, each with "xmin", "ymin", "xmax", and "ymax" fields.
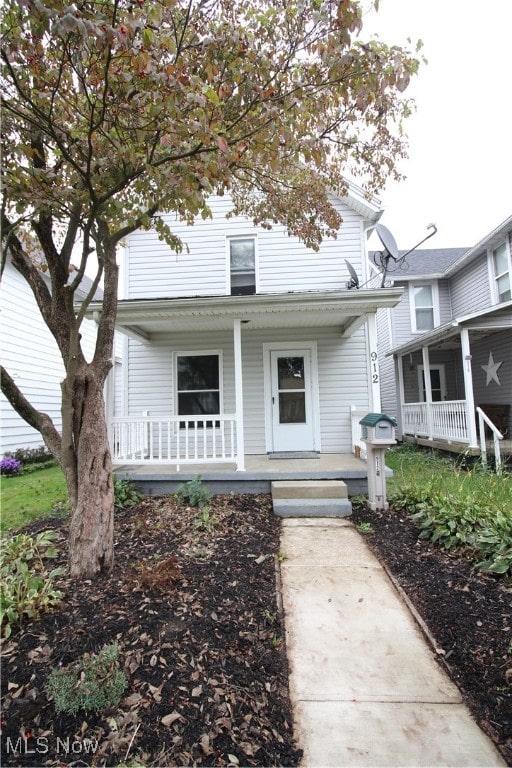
[{"xmin": 386, "ymin": 443, "xmax": 512, "ymax": 575}]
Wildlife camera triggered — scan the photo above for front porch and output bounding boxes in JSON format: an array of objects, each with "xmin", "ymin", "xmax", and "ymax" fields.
[{"xmin": 114, "ymin": 452, "xmax": 369, "ymax": 497}]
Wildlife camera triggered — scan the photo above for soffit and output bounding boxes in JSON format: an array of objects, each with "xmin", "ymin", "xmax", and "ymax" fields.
[{"xmin": 89, "ymin": 289, "xmax": 403, "ymax": 340}]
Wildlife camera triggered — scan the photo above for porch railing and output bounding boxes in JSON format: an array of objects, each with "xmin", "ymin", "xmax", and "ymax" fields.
[
  {"xmin": 402, "ymin": 400, "xmax": 469, "ymax": 442},
  {"xmin": 476, "ymin": 407, "xmax": 503, "ymax": 472},
  {"xmin": 111, "ymin": 415, "xmax": 239, "ymax": 469}
]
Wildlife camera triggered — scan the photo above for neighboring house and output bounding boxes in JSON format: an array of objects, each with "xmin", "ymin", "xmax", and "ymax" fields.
[
  {"xmin": 0, "ymin": 258, "xmax": 118, "ymax": 454},
  {"xmin": 373, "ymin": 214, "xmax": 512, "ymax": 456},
  {"xmin": 95, "ymin": 183, "xmax": 404, "ymax": 491}
]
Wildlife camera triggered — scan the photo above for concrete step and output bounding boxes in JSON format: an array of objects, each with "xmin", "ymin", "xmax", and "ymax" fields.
[{"xmin": 271, "ymin": 480, "xmax": 352, "ymax": 518}]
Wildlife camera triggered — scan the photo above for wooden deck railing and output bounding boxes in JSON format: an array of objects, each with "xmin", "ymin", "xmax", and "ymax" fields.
[{"xmin": 111, "ymin": 415, "xmax": 239, "ymax": 470}]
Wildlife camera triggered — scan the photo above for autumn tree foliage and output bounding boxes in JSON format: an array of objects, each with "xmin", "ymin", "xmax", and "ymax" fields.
[{"xmin": 1, "ymin": 0, "xmax": 420, "ymax": 577}]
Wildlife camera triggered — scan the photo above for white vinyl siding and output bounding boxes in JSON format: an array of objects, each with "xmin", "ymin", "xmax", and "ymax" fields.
[
  {"xmin": 125, "ymin": 194, "xmax": 365, "ymax": 299},
  {"xmin": 0, "ymin": 261, "xmax": 98, "ymax": 453},
  {"xmin": 124, "ymin": 325, "xmax": 369, "ymax": 454},
  {"xmin": 449, "ymin": 253, "xmax": 491, "ymax": 316}
]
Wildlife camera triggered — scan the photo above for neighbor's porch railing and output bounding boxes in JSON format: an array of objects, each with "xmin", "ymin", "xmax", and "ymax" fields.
[
  {"xmin": 111, "ymin": 415, "xmax": 239, "ymax": 470},
  {"xmin": 402, "ymin": 400, "xmax": 469, "ymax": 442},
  {"xmin": 476, "ymin": 406, "xmax": 503, "ymax": 472}
]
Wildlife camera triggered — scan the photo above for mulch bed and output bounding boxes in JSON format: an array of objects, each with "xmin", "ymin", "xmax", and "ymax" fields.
[
  {"xmin": 351, "ymin": 502, "xmax": 512, "ymax": 766},
  {"xmin": 1, "ymin": 494, "xmax": 303, "ymax": 767},
  {"xmin": 1, "ymin": 493, "xmax": 511, "ymax": 766}
]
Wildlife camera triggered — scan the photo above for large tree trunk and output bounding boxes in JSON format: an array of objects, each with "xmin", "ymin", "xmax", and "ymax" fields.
[{"xmin": 68, "ymin": 371, "xmax": 114, "ymax": 578}]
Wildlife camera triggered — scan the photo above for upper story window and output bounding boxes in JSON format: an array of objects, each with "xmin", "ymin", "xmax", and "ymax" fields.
[
  {"xmin": 411, "ymin": 283, "xmax": 438, "ymax": 333},
  {"xmin": 229, "ymin": 237, "xmax": 256, "ymax": 295},
  {"xmin": 492, "ymin": 241, "xmax": 511, "ymax": 303},
  {"xmin": 176, "ymin": 352, "xmax": 221, "ymax": 426}
]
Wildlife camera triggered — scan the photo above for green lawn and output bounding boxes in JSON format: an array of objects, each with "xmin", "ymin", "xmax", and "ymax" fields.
[
  {"xmin": 386, "ymin": 443, "xmax": 511, "ymax": 511},
  {"xmin": 0, "ymin": 465, "xmax": 68, "ymax": 534}
]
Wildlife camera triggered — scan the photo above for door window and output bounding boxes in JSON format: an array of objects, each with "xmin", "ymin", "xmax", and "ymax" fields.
[{"xmin": 277, "ymin": 357, "xmax": 306, "ymax": 424}]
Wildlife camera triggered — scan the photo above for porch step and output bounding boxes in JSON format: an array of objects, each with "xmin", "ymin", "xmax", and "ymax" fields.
[{"xmin": 271, "ymin": 480, "xmax": 352, "ymax": 518}]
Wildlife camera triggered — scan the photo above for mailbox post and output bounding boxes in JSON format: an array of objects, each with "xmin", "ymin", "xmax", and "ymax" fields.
[{"xmin": 359, "ymin": 413, "xmax": 397, "ymax": 511}]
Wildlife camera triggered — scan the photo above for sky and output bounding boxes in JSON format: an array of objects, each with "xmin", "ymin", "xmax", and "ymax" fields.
[{"xmin": 361, "ymin": 0, "xmax": 512, "ymax": 254}]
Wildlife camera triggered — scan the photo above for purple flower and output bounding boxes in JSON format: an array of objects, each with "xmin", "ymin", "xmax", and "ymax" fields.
[{"xmin": 0, "ymin": 457, "xmax": 22, "ymax": 476}]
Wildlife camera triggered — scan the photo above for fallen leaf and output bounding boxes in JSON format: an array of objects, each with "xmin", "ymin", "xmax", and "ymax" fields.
[{"xmin": 161, "ymin": 711, "xmax": 185, "ymax": 727}]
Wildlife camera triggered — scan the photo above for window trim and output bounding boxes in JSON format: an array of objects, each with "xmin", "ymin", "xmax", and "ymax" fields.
[
  {"xmin": 409, "ymin": 281, "xmax": 440, "ymax": 334},
  {"xmin": 173, "ymin": 350, "xmax": 223, "ymax": 423},
  {"xmin": 226, "ymin": 235, "xmax": 258, "ymax": 295},
  {"xmin": 489, "ymin": 239, "xmax": 512, "ymax": 304}
]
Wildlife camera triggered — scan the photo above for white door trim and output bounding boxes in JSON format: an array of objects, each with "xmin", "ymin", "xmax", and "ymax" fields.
[
  {"xmin": 418, "ymin": 363, "xmax": 447, "ymax": 402},
  {"xmin": 263, "ymin": 341, "xmax": 321, "ymax": 453}
]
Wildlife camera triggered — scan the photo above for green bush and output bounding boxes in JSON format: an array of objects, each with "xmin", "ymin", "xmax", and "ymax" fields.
[
  {"xmin": 0, "ymin": 530, "xmax": 64, "ymax": 638},
  {"xmin": 175, "ymin": 475, "xmax": 212, "ymax": 509},
  {"xmin": 4, "ymin": 445, "xmax": 53, "ymax": 466},
  {"xmin": 193, "ymin": 507, "xmax": 218, "ymax": 532},
  {"xmin": 46, "ymin": 644, "xmax": 127, "ymax": 715},
  {"xmin": 114, "ymin": 478, "xmax": 143, "ymax": 510}
]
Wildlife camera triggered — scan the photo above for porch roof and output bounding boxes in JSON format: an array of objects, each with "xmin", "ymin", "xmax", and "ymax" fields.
[
  {"xmin": 92, "ymin": 288, "xmax": 404, "ymax": 342},
  {"xmin": 389, "ymin": 301, "xmax": 512, "ymax": 357}
]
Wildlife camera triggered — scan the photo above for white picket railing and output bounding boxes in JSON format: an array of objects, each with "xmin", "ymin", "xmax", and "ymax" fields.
[
  {"xmin": 402, "ymin": 400, "xmax": 469, "ymax": 442},
  {"xmin": 111, "ymin": 415, "xmax": 239, "ymax": 469}
]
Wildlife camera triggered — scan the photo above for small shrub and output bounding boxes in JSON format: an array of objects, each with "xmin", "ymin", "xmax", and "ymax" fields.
[
  {"xmin": 0, "ymin": 457, "xmax": 22, "ymax": 476},
  {"xmin": 175, "ymin": 475, "xmax": 212, "ymax": 509},
  {"xmin": 12, "ymin": 446, "xmax": 52, "ymax": 464},
  {"xmin": 194, "ymin": 507, "xmax": 218, "ymax": 532},
  {"xmin": 46, "ymin": 644, "xmax": 127, "ymax": 715},
  {"xmin": 356, "ymin": 521, "xmax": 374, "ymax": 535},
  {"xmin": 114, "ymin": 478, "xmax": 143, "ymax": 510},
  {"xmin": 131, "ymin": 554, "xmax": 182, "ymax": 593},
  {"xmin": 0, "ymin": 530, "xmax": 63, "ymax": 638}
]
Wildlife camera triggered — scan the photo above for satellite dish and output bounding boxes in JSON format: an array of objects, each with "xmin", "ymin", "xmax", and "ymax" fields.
[
  {"xmin": 345, "ymin": 259, "xmax": 359, "ymax": 289},
  {"xmin": 375, "ymin": 223, "xmax": 400, "ymax": 262}
]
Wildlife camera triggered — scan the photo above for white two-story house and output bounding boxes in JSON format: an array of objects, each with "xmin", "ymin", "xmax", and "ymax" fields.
[
  {"xmin": 101, "ymin": 183, "xmax": 403, "ymax": 494},
  {"xmin": 374, "ymin": 214, "xmax": 512, "ymax": 464}
]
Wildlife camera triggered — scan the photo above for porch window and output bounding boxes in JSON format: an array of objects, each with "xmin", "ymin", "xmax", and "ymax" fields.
[
  {"xmin": 492, "ymin": 241, "xmax": 511, "ymax": 303},
  {"xmin": 229, "ymin": 237, "xmax": 256, "ymax": 295},
  {"xmin": 411, "ymin": 284, "xmax": 436, "ymax": 332},
  {"xmin": 176, "ymin": 353, "xmax": 221, "ymax": 426}
]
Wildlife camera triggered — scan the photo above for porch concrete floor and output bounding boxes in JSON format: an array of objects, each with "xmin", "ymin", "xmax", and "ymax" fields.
[
  {"xmin": 114, "ymin": 452, "xmax": 365, "ymax": 475},
  {"xmin": 114, "ymin": 453, "xmax": 369, "ymax": 496}
]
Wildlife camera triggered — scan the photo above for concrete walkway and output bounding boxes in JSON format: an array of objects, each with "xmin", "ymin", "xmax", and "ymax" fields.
[{"xmin": 280, "ymin": 518, "xmax": 505, "ymax": 767}]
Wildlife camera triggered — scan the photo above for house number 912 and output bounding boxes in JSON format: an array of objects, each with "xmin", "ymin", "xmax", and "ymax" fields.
[{"xmin": 371, "ymin": 351, "xmax": 379, "ymax": 384}]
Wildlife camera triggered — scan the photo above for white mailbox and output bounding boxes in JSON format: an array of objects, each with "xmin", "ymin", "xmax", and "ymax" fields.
[
  {"xmin": 360, "ymin": 413, "xmax": 397, "ymax": 445},
  {"xmin": 359, "ymin": 413, "xmax": 397, "ymax": 511}
]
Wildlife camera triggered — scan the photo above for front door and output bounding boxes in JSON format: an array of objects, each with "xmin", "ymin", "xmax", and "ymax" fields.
[{"xmin": 270, "ymin": 349, "xmax": 316, "ymax": 452}]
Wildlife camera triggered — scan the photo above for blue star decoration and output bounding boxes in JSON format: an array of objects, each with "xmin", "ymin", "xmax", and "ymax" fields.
[{"xmin": 481, "ymin": 351, "xmax": 503, "ymax": 386}]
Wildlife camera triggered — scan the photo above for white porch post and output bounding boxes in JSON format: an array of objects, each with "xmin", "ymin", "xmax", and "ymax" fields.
[
  {"xmin": 460, "ymin": 328, "xmax": 478, "ymax": 447},
  {"xmin": 422, "ymin": 345, "xmax": 434, "ymax": 439},
  {"xmin": 367, "ymin": 312, "xmax": 381, "ymax": 412},
  {"xmin": 233, "ymin": 319, "xmax": 246, "ymax": 471},
  {"xmin": 105, "ymin": 360, "xmax": 115, "ymax": 449},
  {"xmin": 397, "ymin": 355, "xmax": 405, "ymax": 438}
]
